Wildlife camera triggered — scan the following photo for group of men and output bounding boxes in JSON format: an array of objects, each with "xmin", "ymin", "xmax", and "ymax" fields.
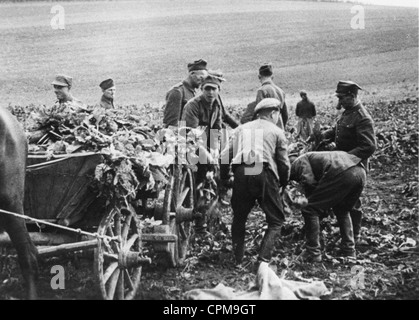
[
  {"xmin": 222, "ymin": 79, "xmax": 375, "ymax": 266},
  {"xmin": 50, "ymin": 60, "xmax": 376, "ymax": 267},
  {"xmin": 51, "ymin": 74, "xmax": 116, "ymax": 111},
  {"xmin": 159, "ymin": 59, "xmax": 376, "ymax": 266}
]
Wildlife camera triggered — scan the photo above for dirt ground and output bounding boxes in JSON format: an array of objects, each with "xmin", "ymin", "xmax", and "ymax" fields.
[{"xmin": 1, "ymin": 139, "xmax": 417, "ymax": 301}]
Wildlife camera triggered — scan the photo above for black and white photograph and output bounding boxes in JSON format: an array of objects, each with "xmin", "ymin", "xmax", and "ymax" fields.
[{"xmin": 0, "ymin": 0, "xmax": 417, "ymax": 304}]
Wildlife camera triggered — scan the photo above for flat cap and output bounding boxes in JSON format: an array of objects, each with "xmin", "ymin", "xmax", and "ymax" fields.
[
  {"xmin": 202, "ymin": 72, "xmax": 226, "ymax": 88},
  {"xmin": 52, "ymin": 74, "xmax": 72, "ymax": 87},
  {"xmin": 335, "ymin": 80, "xmax": 363, "ymax": 96},
  {"xmin": 99, "ymin": 78, "xmax": 115, "ymax": 90},
  {"xmin": 254, "ymin": 98, "xmax": 281, "ymax": 114},
  {"xmin": 187, "ymin": 59, "xmax": 208, "ymax": 72},
  {"xmin": 259, "ymin": 63, "xmax": 273, "ymax": 77}
]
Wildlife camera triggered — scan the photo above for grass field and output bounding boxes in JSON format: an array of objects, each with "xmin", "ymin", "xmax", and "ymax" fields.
[{"xmin": 0, "ymin": 0, "xmax": 417, "ymax": 109}]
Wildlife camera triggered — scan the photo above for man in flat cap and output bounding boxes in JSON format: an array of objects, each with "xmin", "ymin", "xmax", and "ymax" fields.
[
  {"xmin": 51, "ymin": 74, "xmax": 86, "ymax": 111},
  {"xmin": 99, "ymin": 78, "xmax": 116, "ymax": 109},
  {"xmin": 295, "ymin": 90, "xmax": 317, "ymax": 141},
  {"xmin": 241, "ymin": 63, "xmax": 288, "ymax": 130},
  {"xmin": 322, "ymin": 80, "xmax": 376, "ymax": 244},
  {"xmin": 290, "ymin": 150, "xmax": 366, "ymax": 262},
  {"xmin": 163, "ymin": 59, "xmax": 208, "ymax": 127},
  {"xmin": 220, "ymin": 98, "xmax": 290, "ymax": 268}
]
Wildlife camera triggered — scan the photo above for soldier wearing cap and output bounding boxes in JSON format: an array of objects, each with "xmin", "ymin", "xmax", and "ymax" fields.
[
  {"xmin": 241, "ymin": 63, "xmax": 288, "ymax": 130},
  {"xmin": 99, "ymin": 78, "xmax": 116, "ymax": 109},
  {"xmin": 181, "ymin": 73, "xmax": 224, "ymax": 148},
  {"xmin": 322, "ymin": 80, "xmax": 376, "ymax": 243},
  {"xmin": 163, "ymin": 59, "xmax": 208, "ymax": 127},
  {"xmin": 51, "ymin": 74, "xmax": 86, "ymax": 111},
  {"xmin": 181, "ymin": 73, "xmax": 226, "ymax": 235},
  {"xmin": 295, "ymin": 90, "xmax": 316, "ymax": 141},
  {"xmin": 220, "ymin": 98, "xmax": 290, "ymax": 267},
  {"xmin": 207, "ymin": 70, "xmax": 239, "ymax": 130}
]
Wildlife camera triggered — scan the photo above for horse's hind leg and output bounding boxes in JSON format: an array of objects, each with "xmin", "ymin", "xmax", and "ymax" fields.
[{"xmin": 4, "ymin": 216, "xmax": 39, "ymax": 300}]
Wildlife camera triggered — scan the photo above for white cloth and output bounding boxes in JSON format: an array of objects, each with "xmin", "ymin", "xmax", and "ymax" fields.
[{"xmin": 185, "ymin": 262, "xmax": 330, "ymax": 300}]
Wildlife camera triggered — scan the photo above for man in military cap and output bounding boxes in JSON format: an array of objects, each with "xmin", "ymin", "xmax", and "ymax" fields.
[
  {"xmin": 290, "ymin": 151, "xmax": 367, "ymax": 262},
  {"xmin": 99, "ymin": 78, "xmax": 116, "ymax": 109},
  {"xmin": 51, "ymin": 74, "xmax": 86, "ymax": 111},
  {"xmin": 241, "ymin": 63, "xmax": 288, "ymax": 130},
  {"xmin": 295, "ymin": 90, "xmax": 316, "ymax": 141},
  {"xmin": 220, "ymin": 98, "xmax": 290, "ymax": 268},
  {"xmin": 181, "ymin": 73, "xmax": 225, "ymax": 235},
  {"xmin": 182, "ymin": 73, "xmax": 224, "ymax": 148},
  {"xmin": 207, "ymin": 70, "xmax": 239, "ymax": 130},
  {"xmin": 163, "ymin": 59, "xmax": 208, "ymax": 127},
  {"xmin": 322, "ymin": 80, "xmax": 376, "ymax": 243}
]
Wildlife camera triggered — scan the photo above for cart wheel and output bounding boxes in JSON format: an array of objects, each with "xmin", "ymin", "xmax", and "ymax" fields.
[
  {"xmin": 164, "ymin": 165, "xmax": 195, "ymax": 267},
  {"xmin": 95, "ymin": 205, "xmax": 144, "ymax": 300}
]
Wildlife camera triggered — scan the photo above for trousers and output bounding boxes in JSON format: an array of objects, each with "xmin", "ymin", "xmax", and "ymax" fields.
[
  {"xmin": 302, "ymin": 165, "xmax": 366, "ymax": 256},
  {"xmin": 231, "ymin": 164, "xmax": 285, "ymax": 262}
]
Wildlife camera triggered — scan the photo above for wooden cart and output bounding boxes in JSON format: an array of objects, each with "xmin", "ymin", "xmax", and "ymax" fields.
[{"xmin": 0, "ymin": 152, "xmax": 203, "ymax": 300}]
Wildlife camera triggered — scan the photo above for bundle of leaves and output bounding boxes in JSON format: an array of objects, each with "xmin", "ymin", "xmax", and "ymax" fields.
[{"xmin": 8, "ymin": 103, "xmax": 171, "ymax": 207}]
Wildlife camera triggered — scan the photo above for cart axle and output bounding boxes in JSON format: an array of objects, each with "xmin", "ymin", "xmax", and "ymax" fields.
[{"xmin": 141, "ymin": 233, "xmax": 177, "ymax": 243}]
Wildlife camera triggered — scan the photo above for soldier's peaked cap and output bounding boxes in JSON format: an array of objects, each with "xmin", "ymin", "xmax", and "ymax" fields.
[
  {"xmin": 187, "ymin": 59, "xmax": 208, "ymax": 72},
  {"xmin": 202, "ymin": 72, "xmax": 226, "ymax": 88},
  {"xmin": 335, "ymin": 80, "xmax": 363, "ymax": 96},
  {"xmin": 259, "ymin": 63, "xmax": 273, "ymax": 76},
  {"xmin": 254, "ymin": 98, "xmax": 281, "ymax": 114},
  {"xmin": 52, "ymin": 74, "xmax": 72, "ymax": 87},
  {"xmin": 99, "ymin": 78, "xmax": 115, "ymax": 90}
]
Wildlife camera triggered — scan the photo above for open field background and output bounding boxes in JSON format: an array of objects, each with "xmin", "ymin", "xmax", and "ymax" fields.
[
  {"xmin": 0, "ymin": 0, "xmax": 418, "ymax": 110},
  {"xmin": 0, "ymin": 0, "xmax": 418, "ymax": 302}
]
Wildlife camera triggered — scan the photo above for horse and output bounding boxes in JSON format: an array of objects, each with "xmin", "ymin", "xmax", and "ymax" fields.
[{"xmin": 0, "ymin": 107, "xmax": 38, "ymax": 300}]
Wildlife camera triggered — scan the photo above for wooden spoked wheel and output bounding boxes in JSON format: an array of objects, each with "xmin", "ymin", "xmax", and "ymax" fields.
[
  {"xmin": 164, "ymin": 165, "xmax": 195, "ymax": 267},
  {"xmin": 95, "ymin": 205, "xmax": 143, "ymax": 300}
]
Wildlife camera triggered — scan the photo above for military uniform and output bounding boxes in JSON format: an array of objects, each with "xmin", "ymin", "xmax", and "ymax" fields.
[
  {"xmin": 221, "ymin": 98, "xmax": 290, "ymax": 264},
  {"xmin": 99, "ymin": 78, "xmax": 115, "ymax": 109},
  {"xmin": 323, "ymin": 102, "xmax": 376, "ymax": 169},
  {"xmin": 99, "ymin": 95, "xmax": 114, "ymax": 109},
  {"xmin": 290, "ymin": 151, "xmax": 366, "ymax": 260},
  {"xmin": 323, "ymin": 81, "xmax": 376, "ymax": 242},
  {"xmin": 163, "ymin": 80, "xmax": 196, "ymax": 127},
  {"xmin": 163, "ymin": 59, "xmax": 208, "ymax": 127},
  {"xmin": 241, "ymin": 64, "xmax": 288, "ymax": 129},
  {"xmin": 52, "ymin": 74, "xmax": 87, "ymax": 112}
]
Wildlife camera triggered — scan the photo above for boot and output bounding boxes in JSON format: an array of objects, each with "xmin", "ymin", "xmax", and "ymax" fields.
[
  {"xmin": 258, "ymin": 228, "xmax": 281, "ymax": 262},
  {"xmin": 336, "ymin": 213, "xmax": 356, "ymax": 258},
  {"xmin": 301, "ymin": 215, "xmax": 322, "ymax": 262},
  {"xmin": 231, "ymin": 218, "xmax": 246, "ymax": 264},
  {"xmin": 233, "ymin": 241, "xmax": 245, "ymax": 264},
  {"xmin": 350, "ymin": 209, "xmax": 362, "ymax": 243}
]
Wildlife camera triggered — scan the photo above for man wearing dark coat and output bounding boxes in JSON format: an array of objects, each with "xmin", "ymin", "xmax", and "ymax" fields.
[
  {"xmin": 295, "ymin": 90, "xmax": 316, "ymax": 141},
  {"xmin": 322, "ymin": 80, "xmax": 376, "ymax": 242},
  {"xmin": 290, "ymin": 151, "xmax": 367, "ymax": 262},
  {"xmin": 163, "ymin": 59, "xmax": 208, "ymax": 127}
]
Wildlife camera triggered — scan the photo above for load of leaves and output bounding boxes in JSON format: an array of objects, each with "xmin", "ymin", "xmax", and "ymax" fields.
[{"xmin": 8, "ymin": 102, "xmax": 179, "ymax": 207}]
